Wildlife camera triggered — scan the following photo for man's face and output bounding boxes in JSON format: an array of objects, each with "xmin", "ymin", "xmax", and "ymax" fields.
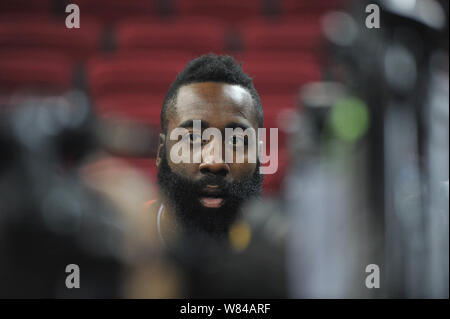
[{"xmin": 157, "ymin": 82, "xmax": 263, "ymax": 237}]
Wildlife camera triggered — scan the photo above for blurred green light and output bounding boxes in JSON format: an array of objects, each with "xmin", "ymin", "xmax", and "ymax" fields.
[{"xmin": 330, "ymin": 97, "xmax": 369, "ymax": 141}]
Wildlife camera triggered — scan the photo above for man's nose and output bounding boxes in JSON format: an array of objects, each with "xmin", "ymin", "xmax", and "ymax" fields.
[{"xmin": 199, "ymin": 139, "xmax": 230, "ymax": 177}]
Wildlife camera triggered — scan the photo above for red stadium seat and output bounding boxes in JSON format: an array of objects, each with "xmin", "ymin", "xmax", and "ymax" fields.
[
  {"xmin": 94, "ymin": 94, "xmax": 164, "ymax": 128},
  {"xmin": 240, "ymin": 59, "xmax": 321, "ymax": 95},
  {"xmin": 71, "ymin": 0, "xmax": 157, "ymax": 25},
  {"xmin": 123, "ymin": 157, "xmax": 158, "ymax": 181},
  {"xmin": 239, "ymin": 17, "xmax": 323, "ymax": 53},
  {"xmin": 259, "ymin": 93, "xmax": 301, "ymax": 149},
  {"xmin": 262, "ymin": 146, "xmax": 289, "ymax": 196},
  {"xmin": 235, "ymin": 52, "xmax": 316, "ymax": 146},
  {"xmin": 95, "ymin": 95, "xmax": 164, "ymax": 170},
  {"xmin": 0, "ymin": 50, "xmax": 74, "ymax": 96},
  {"xmin": 235, "ymin": 50, "xmax": 321, "ymax": 69},
  {"xmin": 116, "ymin": 17, "xmax": 226, "ymax": 55},
  {"xmin": 281, "ymin": 0, "xmax": 345, "ymax": 16},
  {"xmin": 176, "ymin": 0, "xmax": 263, "ymax": 23},
  {"xmin": 87, "ymin": 52, "xmax": 191, "ymax": 99},
  {"xmin": 0, "ymin": 17, "xmax": 101, "ymax": 62},
  {"xmin": 261, "ymin": 94, "xmax": 300, "ymax": 122},
  {"xmin": 0, "ymin": 0, "xmax": 52, "ymax": 15}
]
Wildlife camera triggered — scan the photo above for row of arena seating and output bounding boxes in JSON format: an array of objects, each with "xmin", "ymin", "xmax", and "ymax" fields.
[
  {"xmin": 1, "ymin": 0, "xmax": 344, "ymax": 24},
  {"xmin": 0, "ymin": 49, "xmax": 320, "ymax": 97},
  {"xmin": 0, "ymin": 16, "xmax": 325, "ymax": 59}
]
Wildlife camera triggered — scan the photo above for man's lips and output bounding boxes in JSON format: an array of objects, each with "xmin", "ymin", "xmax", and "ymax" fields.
[
  {"xmin": 199, "ymin": 197, "xmax": 224, "ymax": 208},
  {"xmin": 199, "ymin": 185, "xmax": 225, "ymax": 208}
]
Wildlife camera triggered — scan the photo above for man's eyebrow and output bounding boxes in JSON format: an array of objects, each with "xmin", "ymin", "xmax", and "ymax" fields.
[
  {"xmin": 178, "ymin": 120, "xmax": 210, "ymax": 129},
  {"xmin": 225, "ymin": 122, "xmax": 251, "ymax": 130}
]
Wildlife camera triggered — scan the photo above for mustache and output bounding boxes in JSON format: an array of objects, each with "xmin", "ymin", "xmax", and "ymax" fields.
[
  {"xmin": 158, "ymin": 144, "xmax": 263, "ymax": 200},
  {"xmin": 194, "ymin": 175, "xmax": 231, "ymax": 192},
  {"xmin": 164, "ymin": 171, "xmax": 235, "ymax": 201}
]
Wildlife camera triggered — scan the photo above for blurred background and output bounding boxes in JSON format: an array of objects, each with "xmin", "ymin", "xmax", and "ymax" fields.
[{"xmin": 0, "ymin": 0, "xmax": 448, "ymax": 298}]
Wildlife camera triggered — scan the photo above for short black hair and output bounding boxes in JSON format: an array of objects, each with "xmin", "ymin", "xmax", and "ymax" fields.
[{"xmin": 161, "ymin": 53, "xmax": 263, "ymax": 133}]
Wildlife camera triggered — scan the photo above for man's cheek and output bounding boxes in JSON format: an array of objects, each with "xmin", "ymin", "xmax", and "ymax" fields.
[
  {"xmin": 229, "ymin": 163, "xmax": 257, "ymax": 179},
  {"xmin": 168, "ymin": 160, "xmax": 198, "ymax": 177}
]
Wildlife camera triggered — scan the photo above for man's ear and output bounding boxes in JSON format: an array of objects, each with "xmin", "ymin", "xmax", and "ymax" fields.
[{"xmin": 156, "ymin": 133, "xmax": 166, "ymax": 168}]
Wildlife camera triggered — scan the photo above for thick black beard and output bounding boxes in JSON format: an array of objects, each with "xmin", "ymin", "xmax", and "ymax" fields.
[{"xmin": 157, "ymin": 145, "xmax": 263, "ymax": 238}]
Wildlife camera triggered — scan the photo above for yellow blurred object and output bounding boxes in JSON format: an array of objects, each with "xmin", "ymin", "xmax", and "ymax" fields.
[{"xmin": 229, "ymin": 221, "xmax": 252, "ymax": 252}]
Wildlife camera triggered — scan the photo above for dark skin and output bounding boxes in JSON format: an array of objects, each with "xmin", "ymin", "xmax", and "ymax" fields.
[{"xmin": 154, "ymin": 82, "xmax": 260, "ymax": 240}]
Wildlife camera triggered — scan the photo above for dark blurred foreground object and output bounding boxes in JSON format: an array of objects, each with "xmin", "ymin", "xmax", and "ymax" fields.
[
  {"xmin": 0, "ymin": 92, "xmax": 125, "ymax": 297},
  {"xmin": 0, "ymin": 91, "xmax": 164, "ymax": 298},
  {"xmin": 285, "ymin": 0, "xmax": 448, "ymax": 298}
]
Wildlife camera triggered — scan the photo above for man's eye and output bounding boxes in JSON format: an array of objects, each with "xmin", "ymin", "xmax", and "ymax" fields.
[
  {"xmin": 229, "ymin": 135, "xmax": 247, "ymax": 147},
  {"xmin": 187, "ymin": 132, "xmax": 202, "ymax": 143}
]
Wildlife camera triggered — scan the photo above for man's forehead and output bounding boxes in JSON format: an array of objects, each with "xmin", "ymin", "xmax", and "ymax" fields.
[{"xmin": 171, "ymin": 82, "xmax": 256, "ymax": 129}]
